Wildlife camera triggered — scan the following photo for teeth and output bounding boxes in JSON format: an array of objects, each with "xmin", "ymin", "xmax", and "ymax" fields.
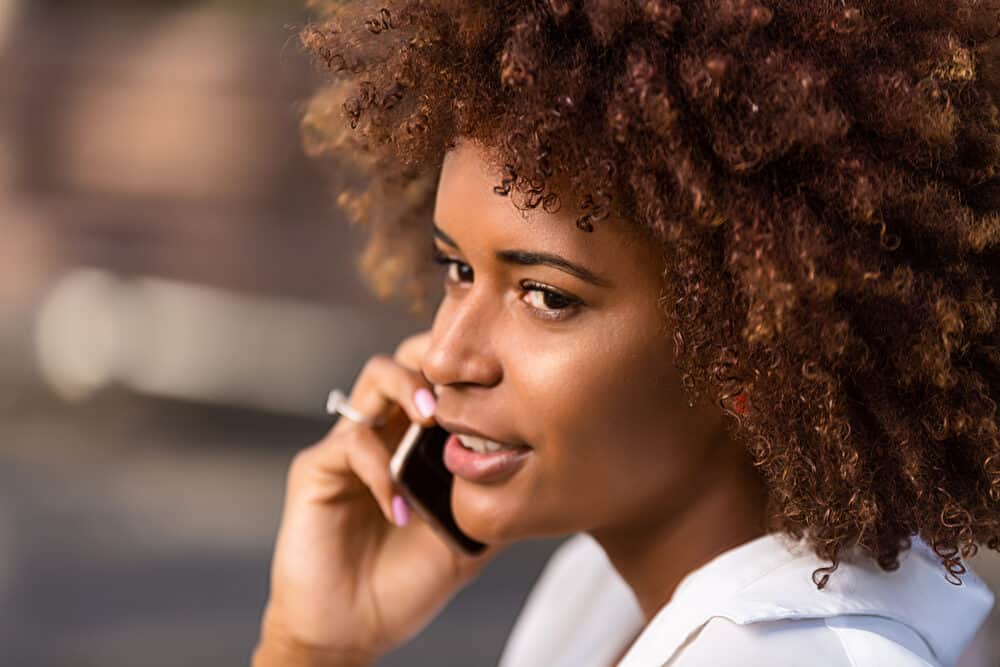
[{"xmin": 457, "ymin": 434, "xmax": 513, "ymax": 454}]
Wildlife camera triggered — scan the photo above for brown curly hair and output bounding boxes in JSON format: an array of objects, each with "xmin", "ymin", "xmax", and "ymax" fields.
[{"xmin": 298, "ymin": 0, "xmax": 1000, "ymax": 589}]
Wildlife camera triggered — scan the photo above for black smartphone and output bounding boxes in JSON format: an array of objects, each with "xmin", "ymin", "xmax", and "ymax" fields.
[{"xmin": 389, "ymin": 422, "xmax": 487, "ymax": 556}]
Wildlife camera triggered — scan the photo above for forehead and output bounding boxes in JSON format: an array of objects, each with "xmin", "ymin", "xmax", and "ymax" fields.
[{"xmin": 435, "ymin": 138, "xmax": 662, "ymax": 275}]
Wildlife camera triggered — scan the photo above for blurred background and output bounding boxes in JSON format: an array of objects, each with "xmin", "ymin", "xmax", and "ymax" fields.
[
  {"xmin": 1, "ymin": 1, "xmax": 998, "ymax": 666},
  {"xmin": 0, "ymin": 1, "xmax": 562, "ymax": 665}
]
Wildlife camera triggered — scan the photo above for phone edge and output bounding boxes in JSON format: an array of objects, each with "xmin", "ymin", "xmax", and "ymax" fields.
[{"xmin": 388, "ymin": 422, "xmax": 486, "ymax": 557}]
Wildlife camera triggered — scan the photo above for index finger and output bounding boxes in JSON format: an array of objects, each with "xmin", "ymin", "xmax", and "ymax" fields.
[{"xmin": 340, "ymin": 354, "xmax": 436, "ymax": 435}]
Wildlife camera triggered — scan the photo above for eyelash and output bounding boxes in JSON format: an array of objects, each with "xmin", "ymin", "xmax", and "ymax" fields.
[{"xmin": 431, "ymin": 249, "xmax": 583, "ymax": 321}]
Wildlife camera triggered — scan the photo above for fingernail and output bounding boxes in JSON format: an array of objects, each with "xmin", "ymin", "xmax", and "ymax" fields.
[
  {"xmin": 414, "ymin": 388, "xmax": 436, "ymax": 418},
  {"xmin": 392, "ymin": 494, "xmax": 410, "ymax": 527}
]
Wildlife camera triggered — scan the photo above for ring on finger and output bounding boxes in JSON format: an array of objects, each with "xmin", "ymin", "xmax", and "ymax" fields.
[{"xmin": 326, "ymin": 389, "xmax": 385, "ymax": 429}]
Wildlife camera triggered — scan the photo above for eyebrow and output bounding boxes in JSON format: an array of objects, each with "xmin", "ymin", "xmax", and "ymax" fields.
[{"xmin": 433, "ymin": 223, "xmax": 614, "ymax": 288}]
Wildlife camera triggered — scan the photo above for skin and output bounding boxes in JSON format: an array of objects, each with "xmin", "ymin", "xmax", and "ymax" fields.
[
  {"xmin": 253, "ymin": 136, "xmax": 771, "ymax": 666},
  {"xmin": 425, "ymin": 137, "xmax": 771, "ymax": 620}
]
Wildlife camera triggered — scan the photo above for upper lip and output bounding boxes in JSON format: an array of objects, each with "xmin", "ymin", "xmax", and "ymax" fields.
[{"xmin": 434, "ymin": 416, "xmax": 531, "ymax": 449}]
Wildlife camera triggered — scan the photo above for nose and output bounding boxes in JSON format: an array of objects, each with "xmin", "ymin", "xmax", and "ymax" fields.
[{"xmin": 420, "ymin": 287, "xmax": 502, "ymax": 390}]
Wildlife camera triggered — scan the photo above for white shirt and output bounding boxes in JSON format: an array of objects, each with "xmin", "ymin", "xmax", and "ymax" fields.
[{"xmin": 497, "ymin": 531, "xmax": 995, "ymax": 666}]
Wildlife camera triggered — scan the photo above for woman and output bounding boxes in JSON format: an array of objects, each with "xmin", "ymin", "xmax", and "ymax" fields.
[{"xmin": 253, "ymin": 1, "xmax": 1000, "ymax": 665}]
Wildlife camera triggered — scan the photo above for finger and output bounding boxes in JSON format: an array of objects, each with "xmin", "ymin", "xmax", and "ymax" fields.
[
  {"xmin": 301, "ymin": 427, "xmax": 400, "ymax": 526},
  {"xmin": 342, "ymin": 428, "xmax": 399, "ymax": 525},
  {"xmin": 348, "ymin": 354, "xmax": 436, "ymax": 429},
  {"xmin": 393, "ymin": 330, "xmax": 432, "ymax": 371}
]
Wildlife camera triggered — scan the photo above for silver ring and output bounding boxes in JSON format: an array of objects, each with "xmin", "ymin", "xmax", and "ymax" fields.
[{"xmin": 326, "ymin": 389, "xmax": 384, "ymax": 428}]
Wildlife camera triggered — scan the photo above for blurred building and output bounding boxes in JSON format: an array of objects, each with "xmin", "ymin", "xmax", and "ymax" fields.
[{"xmin": 1, "ymin": 0, "xmax": 429, "ymax": 414}]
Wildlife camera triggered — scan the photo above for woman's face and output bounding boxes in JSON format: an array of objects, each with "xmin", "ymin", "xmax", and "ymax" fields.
[{"xmin": 422, "ymin": 138, "xmax": 728, "ymax": 544}]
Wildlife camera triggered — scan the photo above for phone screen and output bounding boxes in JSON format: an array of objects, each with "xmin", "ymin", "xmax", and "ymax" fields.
[{"xmin": 392, "ymin": 424, "xmax": 487, "ymax": 555}]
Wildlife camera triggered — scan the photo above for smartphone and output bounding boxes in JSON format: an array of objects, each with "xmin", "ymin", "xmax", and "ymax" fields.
[{"xmin": 389, "ymin": 422, "xmax": 487, "ymax": 556}]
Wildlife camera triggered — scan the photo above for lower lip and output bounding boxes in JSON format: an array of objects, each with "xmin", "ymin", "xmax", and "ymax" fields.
[{"xmin": 443, "ymin": 434, "xmax": 532, "ymax": 483}]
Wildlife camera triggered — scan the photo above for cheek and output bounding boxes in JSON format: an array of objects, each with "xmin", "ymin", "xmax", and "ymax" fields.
[
  {"xmin": 516, "ymin": 310, "xmax": 675, "ymax": 434},
  {"xmin": 515, "ymin": 322, "xmax": 696, "ymax": 503}
]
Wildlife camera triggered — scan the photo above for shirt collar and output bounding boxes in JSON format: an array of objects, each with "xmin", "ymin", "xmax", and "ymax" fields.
[{"xmin": 616, "ymin": 531, "xmax": 995, "ymax": 667}]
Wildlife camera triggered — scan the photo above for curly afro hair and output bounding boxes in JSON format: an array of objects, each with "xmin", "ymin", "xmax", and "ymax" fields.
[{"xmin": 298, "ymin": 0, "xmax": 1000, "ymax": 589}]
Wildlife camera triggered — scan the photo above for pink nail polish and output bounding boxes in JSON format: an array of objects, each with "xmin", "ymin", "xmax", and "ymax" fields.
[
  {"xmin": 392, "ymin": 495, "xmax": 410, "ymax": 526},
  {"xmin": 414, "ymin": 388, "xmax": 436, "ymax": 418}
]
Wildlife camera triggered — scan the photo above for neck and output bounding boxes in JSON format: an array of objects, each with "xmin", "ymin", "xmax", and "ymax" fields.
[{"xmin": 590, "ymin": 431, "xmax": 771, "ymax": 621}]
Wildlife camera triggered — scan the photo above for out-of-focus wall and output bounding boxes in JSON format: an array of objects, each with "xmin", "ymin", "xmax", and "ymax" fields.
[{"xmin": 1, "ymin": 0, "xmax": 429, "ymax": 414}]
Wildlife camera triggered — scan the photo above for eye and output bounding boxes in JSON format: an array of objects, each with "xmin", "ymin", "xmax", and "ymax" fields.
[
  {"xmin": 432, "ymin": 246, "xmax": 583, "ymax": 322},
  {"xmin": 520, "ymin": 281, "xmax": 582, "ymax": 322},
  {"xmin": 432, "ymin": 249, "xmax": 473, "ymax": 284}
]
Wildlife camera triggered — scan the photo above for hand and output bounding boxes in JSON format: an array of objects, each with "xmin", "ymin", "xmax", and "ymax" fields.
[{"xmin": 253, "ymin": 330, "xmax": 505, "ymax": 666}]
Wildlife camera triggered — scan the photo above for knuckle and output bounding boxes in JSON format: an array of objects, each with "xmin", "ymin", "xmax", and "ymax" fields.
[
  {"xmin": 393, "ymin": 335, "xmax": 418, "ymax": 359},
  {"xmin": 369, "ymin": 353, "xmax": 393, "ymax": 370},
  {"xmin": 394, "ymin": 331, "xmax": 431, "ymax": 366},
  {"xmin": 287, "ymin": 446, "xmax": 316, "ymax": 481},
  {"xmin": 365, "ymin": 352, "xmax": 411, "ymax": 390},
  {"xmin": 360, "ymin": 353, "xmax": 388, "ymax": 377}
]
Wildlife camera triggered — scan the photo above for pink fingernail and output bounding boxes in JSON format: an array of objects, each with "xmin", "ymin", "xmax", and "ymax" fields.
[
  {"xmin": 392, "ymin": 494, "xmax": 410, "ymax": 526},
  {"xmin": 414, "ymin": 388, "xmax": 436, "ymax": 418}
]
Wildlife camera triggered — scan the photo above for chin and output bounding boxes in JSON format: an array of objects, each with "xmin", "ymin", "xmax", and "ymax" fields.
[
  {"xmin": 450, "ymin": 478, "xmax": 528, "ymax": 543},
  {"xmin": 450, "ymin": 478, "xmax": 569, "ymax": 543}
]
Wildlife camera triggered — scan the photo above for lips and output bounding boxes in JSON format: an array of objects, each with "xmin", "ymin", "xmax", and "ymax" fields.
[{"xmin": 443, "ymin": 433, "xmax": 532, "ymax": 483}]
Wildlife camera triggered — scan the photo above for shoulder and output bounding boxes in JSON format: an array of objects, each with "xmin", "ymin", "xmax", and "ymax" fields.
[
  {"xmin": 498, "ymin": 533, "xmax": 645, "ymax": 667},
  {"xmin": 667, "ymin": 615, "xmax": 939, "ymax": 667}
]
